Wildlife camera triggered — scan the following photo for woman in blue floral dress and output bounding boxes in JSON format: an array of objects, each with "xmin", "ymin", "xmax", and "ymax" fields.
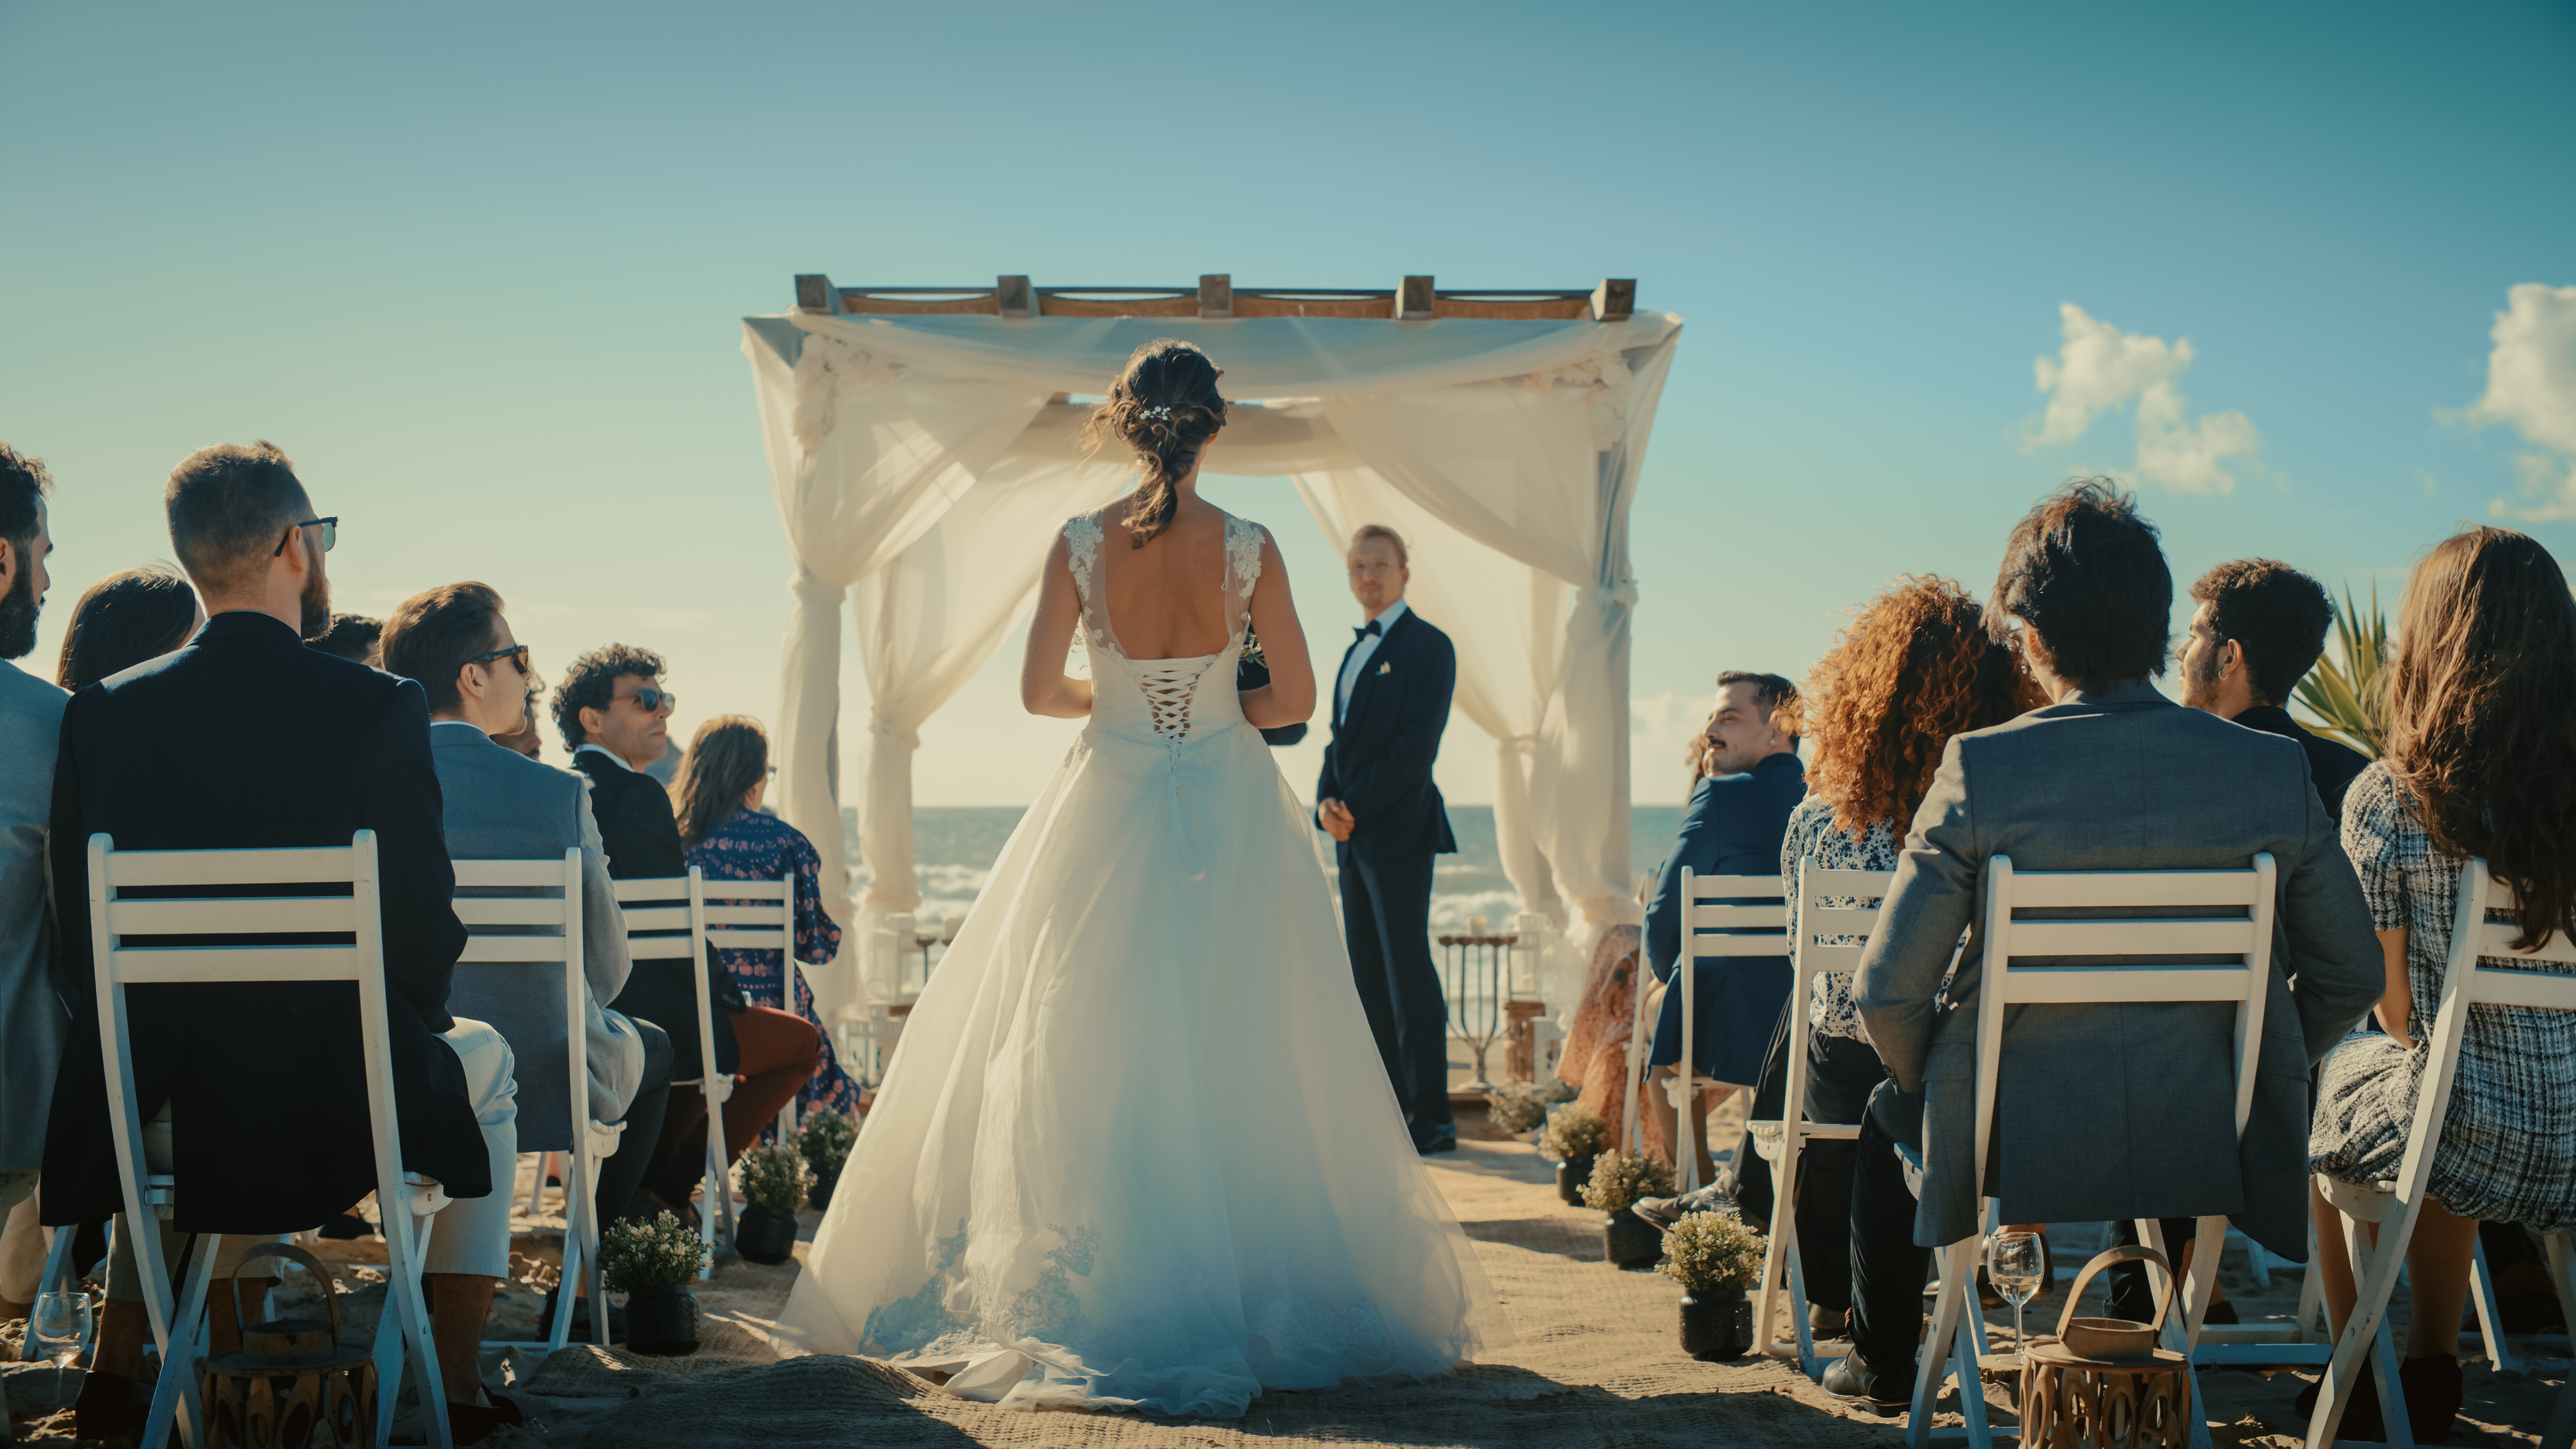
[{"xmin": 673, "ymin": 715, "xmax": 863, "ymax": 1120}]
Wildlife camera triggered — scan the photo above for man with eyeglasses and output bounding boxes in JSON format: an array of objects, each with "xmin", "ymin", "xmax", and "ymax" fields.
[
  {"xmin": 383, "ymin": 585, "xmax": 676, "ymax": 1343},
  {"xmin": 42, "ymin": 442, "xmax": 525, "ymax": 1440}
]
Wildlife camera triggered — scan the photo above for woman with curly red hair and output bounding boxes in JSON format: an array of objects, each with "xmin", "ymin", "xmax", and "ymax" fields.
[{"xmin": 1779, "ymin": 576, "xmax": 2039, "ymax": 1339}]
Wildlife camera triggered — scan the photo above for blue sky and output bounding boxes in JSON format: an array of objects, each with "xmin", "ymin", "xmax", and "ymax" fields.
[{"xmin": 5, "ymin": 1, "xmax": 2570, "ymax": 806}]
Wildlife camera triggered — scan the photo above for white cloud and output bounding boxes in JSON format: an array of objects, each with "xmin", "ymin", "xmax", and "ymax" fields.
[
  {"xmin": 2024, "ymin": 302, "xmax": 2263, "ymax": 495},
  {"xmin": 2465, "ymin": 282, "xmax": 2576, "ymax": 521}
]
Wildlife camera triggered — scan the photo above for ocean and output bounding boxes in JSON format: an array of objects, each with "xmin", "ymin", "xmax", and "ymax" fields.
[{"xmin": 844, "ymin": 803, "xmax": 1689, "ymax": 930}]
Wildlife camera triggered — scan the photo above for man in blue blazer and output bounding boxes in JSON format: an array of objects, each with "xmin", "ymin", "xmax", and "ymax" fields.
[{"xmin": 1316, "ymin": 526, "xmax": 1460, "ymax": 1155}]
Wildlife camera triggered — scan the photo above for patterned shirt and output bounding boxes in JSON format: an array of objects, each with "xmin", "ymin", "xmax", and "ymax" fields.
[
  {"xmin": 2310, "ymin": 762, "xmax": 2576, "ymax": 1229},
  {"xmin": 1779, "ymin": 794, "xmax": 1901, "ymax": 1044},
  {"xmin": 685, "ymin": 806, "xmax": 861, "ymax": 1118}
]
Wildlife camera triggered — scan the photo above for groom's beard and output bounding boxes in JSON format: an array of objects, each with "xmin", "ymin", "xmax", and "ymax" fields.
[
  {"xmin": 298, "ymin": 561, "xmax": 332, "ymax": 641},
  {"xmin": 0, "ymin": 564, "xmax": 38, "ymax": 661}
]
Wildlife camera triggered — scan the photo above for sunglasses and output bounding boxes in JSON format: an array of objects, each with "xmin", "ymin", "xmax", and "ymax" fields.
[
  {"xmin": 466, "ymin": 643, "xmax": 529, "ymax": 675},
  {"xmin": 622, "ymin": 687, "xmax": 677, "ymax": 714},
  {"xmin": 273, "ymin": 517, "xmax": 338, "ymax": 556}
]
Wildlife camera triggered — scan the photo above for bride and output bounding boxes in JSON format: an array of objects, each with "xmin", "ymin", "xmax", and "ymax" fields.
[{"xmin": 778, "ymin": 340, "xmax": 1505, "ymax": 1416}]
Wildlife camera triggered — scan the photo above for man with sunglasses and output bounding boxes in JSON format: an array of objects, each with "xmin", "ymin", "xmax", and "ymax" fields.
[
  {"xmin": 382, "ymin": 584, "xmax": 677, "ymax": 1342},
  {"xmin": 42, "ymin": 442, "xmax": 525, "ymax": 1440}
]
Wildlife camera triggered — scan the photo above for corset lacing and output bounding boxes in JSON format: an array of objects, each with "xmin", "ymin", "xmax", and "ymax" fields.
[{"xmin": 1133, "ymin": 659, "xmax": 1205, "ymax": 743}]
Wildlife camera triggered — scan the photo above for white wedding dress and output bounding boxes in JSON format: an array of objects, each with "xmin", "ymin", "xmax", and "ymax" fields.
[{"xmin": 778, "ymin": 508, "xmax": 1504, "ymax": 1417}]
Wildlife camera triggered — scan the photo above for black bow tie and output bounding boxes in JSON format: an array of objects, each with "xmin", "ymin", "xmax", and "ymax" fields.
[{"xmin": 1354, "ymin": 620, "xmax": 1382, "ymax": 640}]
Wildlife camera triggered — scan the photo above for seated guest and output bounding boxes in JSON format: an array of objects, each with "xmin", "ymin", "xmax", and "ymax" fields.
[
  {"xmin": 307, "ymin": 610, "xmax": 383, "ymax": 666},
  {"xmin": 1827, "ymin": 480, "xmax": 2382, "ymax": 1411},
  {"xmin": 380, "ymin": 583, "xmax": 675, "ymax": 1336},
  {"xmin": 1640, "ymin": 672, "xmax": 1805, "ymax": 1185},
  {"xmin": 54, "ymin": 564, "xmax": 202, "ymax": 691},
  {"xmin": 671, "ymin": 716, "xmax": 859, "ymax": 1120},
  {"xmin": 41, "ymin": 442, "xmax": 521, "ymax": 1441},
  {"xmin": 550, "ymin": 647, "xmax": 821, "ymax": 1212},
  {"xmin": 2307, "ymin": 526, "xmax": 2576, "ymax": 1444},
  {"xmin": 0, "ymin": 445, "xmax": 63, "ymax": 1303},
  {"xmin": 1643, "ymin": 577, "xmax": 2042, "ymax": 1340},
  {"xmin": 2178, "ymin": 559, "xmax": 2370, "ymax": 817}
]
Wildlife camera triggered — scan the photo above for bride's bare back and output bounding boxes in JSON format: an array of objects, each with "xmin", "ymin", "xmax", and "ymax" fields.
[{"xmin": 1097, "ymin": 498, "xmax": 1235, "ymax": 660}]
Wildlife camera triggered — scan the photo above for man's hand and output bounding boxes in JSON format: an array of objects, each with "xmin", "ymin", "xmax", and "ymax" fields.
[{"xmin": 1318, "ymin": 798, "xmax": 1355, "ymax": 842}]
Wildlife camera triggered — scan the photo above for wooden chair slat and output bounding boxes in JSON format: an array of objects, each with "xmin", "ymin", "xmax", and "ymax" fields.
[
  {"xmin": 1685, "ymin": 874, "xmax": 1784, "ymax": 896},
  {"xmin": 2479, "ymin": 922, "xmax": 2576, "ymax": 966},
  {"xmin": 611, "ymin": 877, "xmax": 695, "ymax": 904},
  {"xmin": 619, "ymin": 906, "xmax": 694, "ymax": 931},
  {"xmin": 624, "ymin": 938, "xmax": 699, "ymax": 960},
  {"xmin": 1804, "ymin": 905, "xmax": 1884, "ymax": 936},
  {"xmin": 2005, "ymin": 918, "xmax": 2257, "ymax": 957},
  {"xmin": 702, "ymin": 905, "xmax": 789, "ymax": 925},
  {"xmin": 1797, "ymin": 943, "xmax": 1867, "ymax": 975},
  {"xmin": 700, "ymin": 881, "xmax": 789, "ymax": 901},
  {"xmin": 1996, "ymin": 963, "xmax": 2252, "ymax": 1004},
  {"xmin": 706, "ymin": 929, "xmax": 787, "ymax": 949},
  {"xmin": 451, "ymin": 860, "xmax": 569, "ymax": 887},
  {"xmin": 109, "ymin": 946, "xmax": 367, "ymax": 983},
  {"xmin": 1804, "ymin": 867, "xmax": 1895, "ymax": 898},
  {"xmin": 107, "ymin": 895, "xmax": 358, "ymax": 935},
  {"xmin": 2006, "ymin": 869, "xmax": 2263, "ymax": 908},
  {"xmin": 451, "ymin": 898, "xmax": 570, "ymax": 926},
  {"xmin": 103, "ymin": 846, "xmax": 357, "ymax": 887},
  {"xmin": 457, "ymin": 936, "xmax": 575, "ymax": 963},
  {"xmin": 1688, "ymin": 904, "xmax": 1787, "ymax": 928},
  {"xmin": 2468, "ymin": 965, "xmax": 2576, "ymax": 1009}
]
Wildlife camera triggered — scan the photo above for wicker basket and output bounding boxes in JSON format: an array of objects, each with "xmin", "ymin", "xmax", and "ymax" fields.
[
  {"xmin": 2018, "ymin": 1245, "xmax": 2190, "ymax": 1449},
  {"xmin": 201, "ymin": 1242, "xmax": 376, "ymax": 1449}
]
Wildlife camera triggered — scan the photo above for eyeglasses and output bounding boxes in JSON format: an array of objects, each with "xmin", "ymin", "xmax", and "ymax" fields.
[
  {"xmin": 273, "ymin": 517, "xmax": 338, "ymax": 556},
  {"xmin": 466, "ymin": 643, "xmax": 529, "ymax": 675},
  {"xmin": 623, "ymin": 687, "xmax": 676, "ymax": 714}
]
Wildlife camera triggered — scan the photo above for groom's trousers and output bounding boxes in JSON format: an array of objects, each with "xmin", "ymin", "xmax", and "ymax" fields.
[{"xmin": 1340, "ymin": 848, "xmax": 1454, "ymax": 1146}]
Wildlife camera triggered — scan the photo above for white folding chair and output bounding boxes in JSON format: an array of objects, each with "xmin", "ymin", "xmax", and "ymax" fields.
[
  {"xmin": 2307, "ymin": 858, "xmax": 2576, "ymax": 1449},
  {"xmin": 1751, "ymin": 861, "xmax": 1895, "ymax": 1374},
  {"xmin": 1908, "ymin": 853, "xmax": 2280, "ymax": 1449},
  {"xmin": 89, "ymin": 831, "xmax": 450, "ymax": 1449},
  {"xmin": 1621, "ymin": 871, "xmax": 1787, "ymax": 1188},
  {"xmin": 450, "ymin": 852, "xmax": 618, "ymax": 1350},
  {"xmin": 699, "ymin": 872, "xmax": 797, "ymax": 1139},
  {"xmin": 614, "ymin": 869, "xmax": 732, "ymax": 1274}
]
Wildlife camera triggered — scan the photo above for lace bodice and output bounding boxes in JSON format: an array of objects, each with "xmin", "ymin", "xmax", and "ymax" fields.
[{"xmin": 1065, "ymin": 509, "xmax": 1265, "ymax": 749}]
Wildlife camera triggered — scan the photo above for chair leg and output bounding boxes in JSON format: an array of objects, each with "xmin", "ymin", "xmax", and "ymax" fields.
[
  {"xmin": 2469, "ymin": 1235, "xmax": 2518, "ymax": 1374},
  {"xmin": 1908, "ymin": 1238, "xmax": 1977, "ymax": 1449},
  {"xmin": 377, "ymin": 1204, "xmax": 450, "ymax": 1449},
  {"xmin": 2310, "ymin": 1207, "xmax": 2416, "ymax": 1449},
  {"xmin": 139, "ymin": 1232, "xmax": 217, "ymax": 1449},
  {"xmin": 1755, "ymin": 1148, "xmax": 1800, "ymax": 1359}
]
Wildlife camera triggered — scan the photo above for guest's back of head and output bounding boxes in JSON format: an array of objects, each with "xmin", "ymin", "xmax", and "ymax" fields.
[
  {"xmin": 55, "ymin": 565, "xmax": 200, "ymax": 692},
  {"xmin": 672, "ymin": 715, "xmax": 768, "ymax": 849},
  {"xmin": 309, "ymin": 612, "xmax": 384, "ymax": 667},
  {"xmin": 1803, "ymin": 576, "xmax": 2045, "ymax": 834},
  {"xmin": 2383, "ymin": 526, "xmax": 2576, "ymax": 949},
  {"xmin": 1988, "ymin": 478, "xmax": 2171, "ymax": 688},
  {"xmin": 381, "ymin": 583, "xmax": 508, "ymax": 715},
  {"xmin": 2186, "ymin": 559, "xmax": 2336, "ymax": 708},
  {"xmin": 164, "ymin": 442, "xmax": 308, "ymax": 598}
]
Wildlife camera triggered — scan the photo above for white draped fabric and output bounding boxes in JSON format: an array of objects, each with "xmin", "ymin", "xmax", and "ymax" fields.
[{"xmin": 741, "ymin": 310, "xmax": 1681, "ymax": 1006}]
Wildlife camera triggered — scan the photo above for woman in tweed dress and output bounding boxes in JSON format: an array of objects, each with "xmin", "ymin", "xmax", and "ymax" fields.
[
  {"xmin": 2308, "ymin": 527, "xmax": 2576, "ymax": 1442},
  {"xmin": 1763, "ymin": 577, "xmax": 2039, "ymax": 1339}
]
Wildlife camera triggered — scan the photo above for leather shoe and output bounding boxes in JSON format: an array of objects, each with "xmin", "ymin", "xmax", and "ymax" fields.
[
  {"xmin": 541, "ymin": 1284, "xmax": 628, "ymax": 1342},
  {"xmin": 1415, "ymin": 1136, "xmax": 1458, "ymax": 1156},
  {"xmin": 1821, "ymin": 1352, "xmax": 1907, "ymax": 1413}
]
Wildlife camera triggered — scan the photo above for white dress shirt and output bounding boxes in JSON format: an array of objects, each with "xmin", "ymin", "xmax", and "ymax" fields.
[
  {"xmin": 1336, "ymin": 598, "xmax": 1410, "ymax": 723},
  {"xmin": 576, "ymin": 741, "xmax": 633, "ymax": 772}
]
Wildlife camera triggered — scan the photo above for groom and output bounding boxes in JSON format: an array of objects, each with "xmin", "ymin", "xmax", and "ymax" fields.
[{"xmin": 1316, "ymin": 525, "xmax": 1460, "ymax": 1156}]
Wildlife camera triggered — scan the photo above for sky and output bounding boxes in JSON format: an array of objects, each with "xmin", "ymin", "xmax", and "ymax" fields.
[{"xmin": 5, "ymin": 1, "xmax": 2571, "ymax": 808}]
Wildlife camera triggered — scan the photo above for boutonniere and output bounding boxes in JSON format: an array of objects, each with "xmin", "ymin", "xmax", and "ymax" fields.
[{"xmin": 1376, "ymin": 661, "xmax": 1392, "ymax": 675}]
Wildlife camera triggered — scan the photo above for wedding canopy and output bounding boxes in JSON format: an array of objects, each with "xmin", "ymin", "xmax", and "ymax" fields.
[{"xmin": 741, "ymin": 276, "xmax": 1682, "ymax": 1017}]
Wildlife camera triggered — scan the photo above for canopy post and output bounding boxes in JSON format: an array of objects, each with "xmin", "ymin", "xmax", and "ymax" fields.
[
  {"xmin": 1590, "ymin": 279, "xmax": 1635, "ymax": 322},
  {"xmin": 1197, "ymin": 275, "xmax": 1233, "ymax": 318},
  {"xmin": 996, "ymin": 275, "xmax": 1034, "ymax": 318},
  {"xmin": 1398, "ymin": 275, "xmax": 1436, "ymax": 320},
  {"xmin": 794, "ymin": 273, "xmax": 841, "ymax": 315}
]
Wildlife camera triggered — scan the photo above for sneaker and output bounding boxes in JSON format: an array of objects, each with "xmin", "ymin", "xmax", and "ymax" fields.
[
  {"xmin": 1631, "ymin": 1184, "xmax": 1735, "ymax": 1232},
  {"xmin": 1820, "ymin": 1352, "xmax": 1908, "ymax": 1413}
]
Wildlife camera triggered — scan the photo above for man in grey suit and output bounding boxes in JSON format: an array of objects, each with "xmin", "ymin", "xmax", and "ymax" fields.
[
  {"xmin": 0, "ymin": 445, "xmax": 64, "ymax": 1316},
  {"xmin": 382, "ymin": 582, "xmax": 675, "ymax": 1336},
  {"xmin": 1823, "ymin": 480, "xmax": 2383, "ymax": 1408}
]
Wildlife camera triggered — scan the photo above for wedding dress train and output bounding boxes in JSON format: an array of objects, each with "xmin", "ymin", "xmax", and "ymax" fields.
[{"xmin": 778, "ymin": 508, "xmax": 1504, "ymax": 1416}]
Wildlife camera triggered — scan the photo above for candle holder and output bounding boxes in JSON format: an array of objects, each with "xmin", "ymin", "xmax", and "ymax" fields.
[{"xmin": 1436, "ymin": 931, "xmax": 1518, "ymax": 1091}]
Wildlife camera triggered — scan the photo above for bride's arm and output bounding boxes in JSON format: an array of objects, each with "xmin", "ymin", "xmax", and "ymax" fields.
[
  {"xmin": 1239, "ymin": 528, "xmax": 1316, "ymax": 729},
  {"xmin": 1020, "ymin": 535, "xmax": 1093, "ymax": 718}
]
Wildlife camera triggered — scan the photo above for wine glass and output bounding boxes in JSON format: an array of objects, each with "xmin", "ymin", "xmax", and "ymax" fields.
[
  {"xmin": 28, "ymin": 1288, "xmax": 94, "ymax": 1405},
  {"xmin": 1985, "ymin": 1230, "xmax": 2044, "ymax": 1367}
]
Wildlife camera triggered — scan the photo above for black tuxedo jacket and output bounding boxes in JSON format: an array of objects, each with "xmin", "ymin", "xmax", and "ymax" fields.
[
  {"xmin": 1316, "ymin": 607, "xmax": 1458, "ymax": 862},
  {"xmin": 42, "ymin": 611, "xmax": 487, "ymax": 1230},
  {"xmin": 570, "ymin": 749, "xmax": 741, "ymax": 1079}
]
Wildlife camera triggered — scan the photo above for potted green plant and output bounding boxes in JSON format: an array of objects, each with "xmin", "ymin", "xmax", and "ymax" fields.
[
  {"xmin": 1658, "ymin": 1209, "xmax": 1765, "ymax": 1359},
  {"xmin": 797, "ymin": 1111, "xmax": 858, "ymax": 1211},
  {"xmin": 1537, "ymin": 1106, "xmax": 1613, "ymax": 1206},
  {"xmin": 601, "ymin": 1211, "xmax": 707, "ymax": 1355},
  {"xmin": 1484, "ymin": 1079, "xmax": 1575, "ymax": 1136},
  {"xmin": 734, "ymin": 1143, "xmax": 808, "ymax": 1265},
  {"xmin": 1581, "ymin": 1150, "xmax": 1674, "ymax": 1268}
]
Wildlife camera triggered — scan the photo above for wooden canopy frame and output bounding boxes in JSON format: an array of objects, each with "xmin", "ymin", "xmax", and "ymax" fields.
[{"xmin": 792, "ymin": 273, "xmax": 1636, "ymax": 323}]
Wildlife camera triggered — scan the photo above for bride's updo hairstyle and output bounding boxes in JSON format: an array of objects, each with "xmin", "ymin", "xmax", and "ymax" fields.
[{"xmin": 1085, "ymin": 339, "xmax": 1229, "ymax": 548}]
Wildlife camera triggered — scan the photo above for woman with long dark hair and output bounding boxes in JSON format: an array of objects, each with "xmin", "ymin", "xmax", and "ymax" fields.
[
  {"xmin": 55, "ymin": 565, "xmax": 200, "ymax": 692},
  {"xmin": 669, "ymin": 714, "xmax": 859, "ymax": 1119},
  {"xmin": 2306, "ymin": 526, "xmax": 2576, "ymax": 1443}
]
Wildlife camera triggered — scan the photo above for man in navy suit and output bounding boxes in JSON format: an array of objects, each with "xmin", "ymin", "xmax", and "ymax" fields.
[{"xmin": 1316, "ymin": 525, "xmax": 1460, "ymax": 1155}]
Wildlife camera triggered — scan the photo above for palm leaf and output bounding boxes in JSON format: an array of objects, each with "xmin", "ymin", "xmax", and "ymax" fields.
[{"xmin": 2291, "ymin": 583, "xmax": 2389, "ymax": 759}]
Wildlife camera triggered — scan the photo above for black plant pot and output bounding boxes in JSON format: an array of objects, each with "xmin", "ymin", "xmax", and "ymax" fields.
[
  {"xmin": 624, "ymin": 1283, "xmax": 700, "ymax": 1356},
  {"xmin": 1678, "ymin": 1290, "xmax": 1753, "ymax": 1360},
  {"xmin": 1555, "ymin": 1155, "xmax": 1597, "ymax": 1206},
  {"xmin": 736, "ymin": 1203, "xmax": 800, "ymax": 1265},
  {"xmin": 809, "ymin": 1165, "xmax": 841, "ymax": 1212},
  {"xmin": 1602, "ymin": 1211, "xmax": 1662, "ymax": 1269}
]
